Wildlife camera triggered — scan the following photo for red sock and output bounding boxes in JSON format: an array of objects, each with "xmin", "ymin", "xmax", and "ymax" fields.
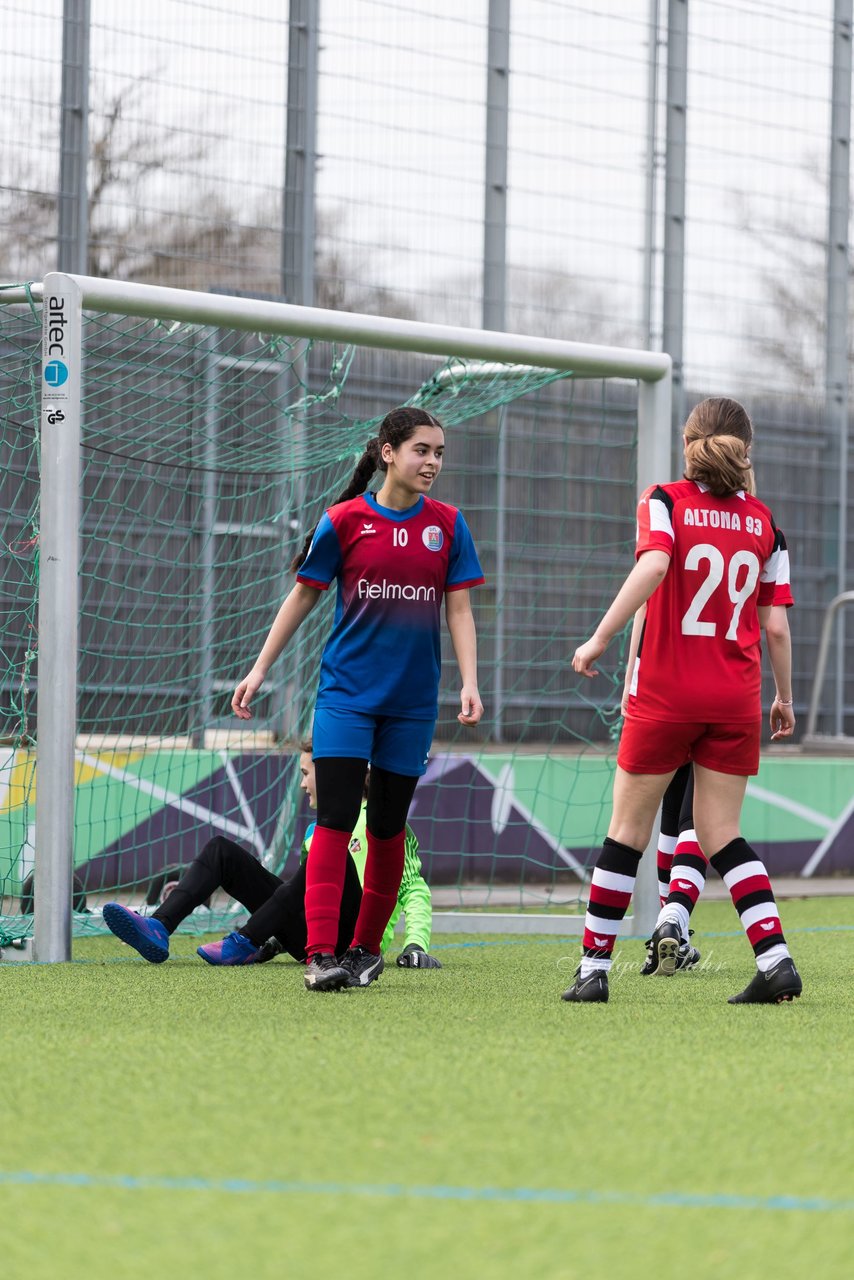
[
  {"xmin": 351, "ymin": 830, "xmax": 406, "ymax": 954},
  {"xmin": 304, "ymin": 826, "xmax": 351, "ymax": 957}
]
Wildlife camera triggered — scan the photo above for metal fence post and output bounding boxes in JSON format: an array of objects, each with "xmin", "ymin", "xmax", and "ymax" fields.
[
  {"xmin": 662, "ymin": 0, "xmax": 688, "ymax": 467},
  {"xmin": 825, "ymin": 0, "xmax": 852, "ymax": 737},
  {"xmin": 483, "ymin": 0, "xmax": 511, "ymax": 741},
  {"xmin": 58, "ymin": 0, "xmax": 90, "ymax": 274},
  {"xmin": 282, "ymin": 0, "xmax": 319, "ymax": 308}
]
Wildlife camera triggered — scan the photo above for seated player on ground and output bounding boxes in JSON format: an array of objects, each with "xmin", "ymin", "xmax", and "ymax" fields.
[{"xmin": 101, "ymin": 739, "xmax": 441, "ymax": 986}]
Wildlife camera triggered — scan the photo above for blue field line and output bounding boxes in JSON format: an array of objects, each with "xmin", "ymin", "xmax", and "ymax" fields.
[{"xmin": 0, "ymin": 1168, "xmax": 851, "ymax": 1213}]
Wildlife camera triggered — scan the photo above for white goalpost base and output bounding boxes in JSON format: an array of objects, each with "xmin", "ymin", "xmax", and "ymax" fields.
[{"xmin": 431, "ymin": 912, "xmax": 644, "ymax": 937}]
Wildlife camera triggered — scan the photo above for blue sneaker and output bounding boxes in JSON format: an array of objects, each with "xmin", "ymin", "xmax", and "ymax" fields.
[
  {"xmin": 103, "ymin": 903, "xmax": 170, "ymax": 963},
  {"xmin": 197, "ymin": 931, "xmax": 260, "ymax": 966}
]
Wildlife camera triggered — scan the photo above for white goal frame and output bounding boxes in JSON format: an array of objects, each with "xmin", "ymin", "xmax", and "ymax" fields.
[{"xmin": 2, "ymin": 273, "xmax": 671, "ymax": 961}]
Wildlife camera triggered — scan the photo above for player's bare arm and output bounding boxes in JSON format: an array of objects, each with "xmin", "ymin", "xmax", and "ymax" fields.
[
  {"xmin": 573, "ymin": 550, "xmax": 670, "ymax": 677},
  {"xmin": 445, "ymin": 587, "xmax": 483, "ymax": 725},
  {"xmin": 759, "ymin": 603, "xmax": 795, "ymax": 741},
  {"xmin": 232, "ymin": 582, "xmax": 322, "ymax": 719}
]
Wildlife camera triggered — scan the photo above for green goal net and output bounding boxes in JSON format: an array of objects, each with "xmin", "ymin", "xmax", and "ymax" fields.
[{"xmin": 0, "ymin": 277, "xmax": 669, "ymax": 954}]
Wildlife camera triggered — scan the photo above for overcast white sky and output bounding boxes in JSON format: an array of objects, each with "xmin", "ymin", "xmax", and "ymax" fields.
[{"xmin": 2, "ymin": 0, "xmax": 841, "ymax": 392}]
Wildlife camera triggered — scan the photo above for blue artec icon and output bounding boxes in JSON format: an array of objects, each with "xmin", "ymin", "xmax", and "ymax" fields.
[{"xmin": 44, "ymin": 360, "xmax": 69, "ymax": 387}]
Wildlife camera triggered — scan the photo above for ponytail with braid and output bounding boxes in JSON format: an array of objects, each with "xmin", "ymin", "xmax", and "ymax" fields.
[{"xmin": 291, "ymin": 406, "xmax": 444, "ymax": 572}]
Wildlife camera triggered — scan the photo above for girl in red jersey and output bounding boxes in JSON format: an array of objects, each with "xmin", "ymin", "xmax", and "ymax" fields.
[
  {"xmin": 637, "ymin": 603, "xmax": 794, "ymax": 976},
  {"xmin": 563, "ymin": 397, "xmax": 800, "ymax": 1006},
  {"xmin": 624, "ymin": 446, "xmax": 796, "ymax": 974},
  {"xmin": 232, "ymin": 407, "xmax": 484, "ymax": 992}
]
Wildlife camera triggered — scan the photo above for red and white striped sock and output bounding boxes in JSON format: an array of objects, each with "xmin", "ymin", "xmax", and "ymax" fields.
[
  {"xmin": 580, "ymin": 838, "xmax": 643, "ymax": 976},
  {"xmin": 656, "ymin": 832, "xmax": 677, "ymax": 909},
  {"xmin": 709, "ymin": 837, "xmax": 789, "ymax": 969},
  {"xmin": 657, "ymin": 764, "xmax": 692, "ymax": 908},
  {"xmin": 662, "ymin": 827, "xmax": 707, "ymax": 941}
]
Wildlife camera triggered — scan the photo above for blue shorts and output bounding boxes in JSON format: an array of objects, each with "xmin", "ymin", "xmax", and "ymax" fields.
[{"xmin": 312, "ymin": 706, "xmax": 435, "ymax": 777}]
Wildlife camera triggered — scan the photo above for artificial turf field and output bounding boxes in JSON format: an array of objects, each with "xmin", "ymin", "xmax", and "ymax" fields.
[{"xmin": 2, "ymin": 895, "xmax": 853, "ymax": 1280}]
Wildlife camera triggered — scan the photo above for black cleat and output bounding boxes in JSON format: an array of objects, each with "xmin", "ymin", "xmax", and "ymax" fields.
[
  {"xmin": 256, "ymin": 936, "xmax": 284, "ymax": 964},
  {"xmin": 340, "ymin": 945, "xmax": 384, "ymax": 988},
  {"xmin": 675, "ymin": 935, "xmax": 701, "ymax": 971},
  {"xmin": 304, "ymin": 952, "xmax": 349, "ymax": 992},
  {"xmin": 641, "ymin": 928, "xmax": 700, "ymax": 975},
  {"xmin": 728, "ymin": 956, "xmax": 802, "ymax": 1005},
  {"xmin": 561, "ymin": 966, "xmax": 609, "ymax": 1003},
  {"xmin": 641, "ymin": 920, "xmax": 681, "ymax": 976}
]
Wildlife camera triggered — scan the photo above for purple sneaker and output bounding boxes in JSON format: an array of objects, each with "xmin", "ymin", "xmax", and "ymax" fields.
[
  {"xmin": 103, "ymin": 903, "xmax": 170, "ymax": 963},
  {"xmin": 197, "ymin": 931, "xmax": 260, "ymax": 966}
]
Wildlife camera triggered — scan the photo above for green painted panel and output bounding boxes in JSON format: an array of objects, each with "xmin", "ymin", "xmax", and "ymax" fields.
[{"xmin": 476, "ymin": 752, "xmax": 854, "ymax": 848}]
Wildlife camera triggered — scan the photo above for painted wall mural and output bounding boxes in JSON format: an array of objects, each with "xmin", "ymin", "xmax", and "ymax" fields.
[{"xmin": 2, "ymin": 748, "xmax": 853, "ymax": 908}]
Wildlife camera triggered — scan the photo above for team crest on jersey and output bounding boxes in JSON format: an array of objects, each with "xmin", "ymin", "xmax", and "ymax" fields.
[
  {"xmin": 422, "ymin": 525, "xmax": 443, "ymax": 551},
  {"xmin": 349, "ymin": 837, "xmax": 362, "ymax": 854}
]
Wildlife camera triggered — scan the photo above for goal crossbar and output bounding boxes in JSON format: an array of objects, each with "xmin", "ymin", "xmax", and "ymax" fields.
[{"xmin": 5, "ymin": 274, "xmax": 671, "ymax": 383}]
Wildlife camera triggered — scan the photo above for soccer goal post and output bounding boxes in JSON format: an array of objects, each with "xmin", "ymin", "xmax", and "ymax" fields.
[{"xmin": 0, "ymin": 272, "xmax": 670, "ymax": 962}]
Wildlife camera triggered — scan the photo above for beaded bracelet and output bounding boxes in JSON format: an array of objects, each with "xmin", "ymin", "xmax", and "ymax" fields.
[{"xmin": 775, "ymin": 696, "xmax": 794, "ymax": 705}]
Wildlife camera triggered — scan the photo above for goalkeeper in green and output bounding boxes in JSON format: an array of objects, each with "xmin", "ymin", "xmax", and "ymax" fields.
[{"xmin": 102, "ymin": 741, "xmax": 440, "ymax": 976}]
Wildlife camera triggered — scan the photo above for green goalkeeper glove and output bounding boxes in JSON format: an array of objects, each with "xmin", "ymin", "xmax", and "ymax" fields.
[{"xmin": 396, "ymin": 943, "xmax": 442, "ymax": 969}]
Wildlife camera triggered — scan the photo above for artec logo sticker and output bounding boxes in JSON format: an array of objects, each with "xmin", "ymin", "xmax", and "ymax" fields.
[{"xmin": 44, "ymin": 360, "xmax": 69, "ymax": 387}]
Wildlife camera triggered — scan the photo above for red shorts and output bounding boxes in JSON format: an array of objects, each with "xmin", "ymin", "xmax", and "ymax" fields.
[{"xmin": 617, "ymin": 714, "xmax": 762, "ymax": 777}]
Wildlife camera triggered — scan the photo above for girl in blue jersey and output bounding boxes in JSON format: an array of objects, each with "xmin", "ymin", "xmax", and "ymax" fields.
[{"xmin": 232, "ymin": 407, "xmax": 484, "ymax": 992}]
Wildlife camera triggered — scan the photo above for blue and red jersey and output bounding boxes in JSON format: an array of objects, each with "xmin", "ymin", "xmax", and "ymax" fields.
[
  {"xmin": 297, "ymin": 491, "xmax": 484, "ymax": 718},
  {"xmin": 628, "ymin": 479, "xmax": 792, "ymax": 723}
]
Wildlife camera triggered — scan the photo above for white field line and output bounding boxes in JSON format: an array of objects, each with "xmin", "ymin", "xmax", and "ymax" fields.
[
  {"xmin": 799, "ymin": 792, "xmax": 854, "ymax": 878},
  {"xmin": 220, "ymin": 752, "xmax": 266, "ymax": 857},
  {"xmin": 76, "ymin": 752, "xmax": 257, "ymax": 846},
  {"xmin": 744, "ymin": 782, "xmax": 835, "ymax": 831}
]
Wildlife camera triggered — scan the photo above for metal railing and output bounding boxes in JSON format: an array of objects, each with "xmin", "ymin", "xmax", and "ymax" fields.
[{"xmin": 803, "ymin": 590, "xmax": 854, "ymax": 748}]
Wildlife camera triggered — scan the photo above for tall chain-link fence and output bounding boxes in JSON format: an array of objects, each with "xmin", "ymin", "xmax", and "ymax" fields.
[{"xmin": 1, "ymin": 0, "xmax": 852, "ymax": 733}]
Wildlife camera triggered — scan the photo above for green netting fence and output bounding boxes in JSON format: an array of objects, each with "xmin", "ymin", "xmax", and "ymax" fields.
[{"xmin": 1, "ymin": 281, "xmax": 655, "ymax": 947}]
